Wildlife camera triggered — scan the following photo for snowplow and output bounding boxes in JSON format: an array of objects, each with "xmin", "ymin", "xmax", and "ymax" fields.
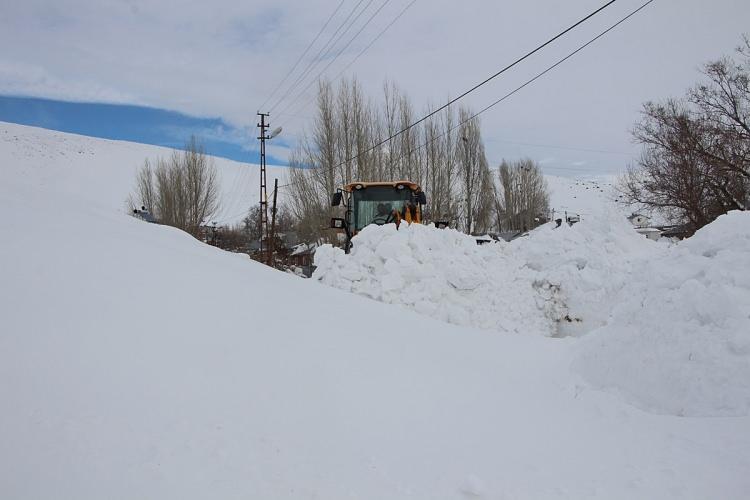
[{"xmin": 330, "ymin": 181, "xmax": 427, "ymax": 252}]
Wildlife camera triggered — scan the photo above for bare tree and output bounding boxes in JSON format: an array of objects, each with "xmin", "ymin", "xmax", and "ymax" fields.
[
  {"xmin": 287, "ymin": 79, "xmax": 495, "ymax": 240},
  {"xmin": 456, "ymin": 107, "xmax": 493, "ymax": 233},
  {"xmin": 433, "ymin": 106, "xmax": 459, "ymax": 223},
  {"xmin": 623, "ymin": 100, "xmax": 725, "ymax": 229},
  {"xmin": 132, "ymin": 137, "xmax": 220, "ymax": 236},
  {"xmin": 134, "ymin": 159, "xmax": 156, "ymax": 213},
  {"xmin": 497, "ymin": 158, "xmax": 550, "ymax": 232},
  {"xmin": 622, "ymin": 35, "xmax": 749, "ymax": 232},
  {"xmin": 688, "ymin": 36, "xmax": 750, "ymax": 209}
]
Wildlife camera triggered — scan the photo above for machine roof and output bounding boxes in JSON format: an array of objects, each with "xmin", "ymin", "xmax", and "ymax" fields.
[{"xmin": 343, "ymin": 180, "xmax": 421, "ymax": 192}]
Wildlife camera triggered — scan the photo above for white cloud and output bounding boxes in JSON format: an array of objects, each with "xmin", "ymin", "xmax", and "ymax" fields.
[
  {"xmin": 0, "ymin": 60, "xmax": 139, "ymax": 104},
  {"xmin": 2, "ymin": 0, "xmax": 749, "ymax": 174}
]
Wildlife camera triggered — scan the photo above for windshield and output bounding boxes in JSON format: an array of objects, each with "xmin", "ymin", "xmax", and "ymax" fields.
[{"xmin": 351, "ymin": 187, "xmax": 413, "ymax": 231}]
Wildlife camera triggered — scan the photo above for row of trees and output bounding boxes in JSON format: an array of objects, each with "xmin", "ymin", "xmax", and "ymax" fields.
[
  {"xmin": 287, "ymin": 78, "xmax": 549, "ymax": 240},
  {"xmin": 498, "ymin": 158, "xmax": 551, "ymax": 231},
  {"xmin": 623, "ymin": 35, "xmax": 749, "ymax": 232},
  {"xmin": 129, "ymin": 34, "xmax": 749, "ymax": 255},
  {"xmin": 133, "ymin": 137, "xmax": 220, "ymax": 237},
  {"xmin": 129, "ymin": 80, "xmax": 551, "ymax": 252},
  {"xmin": 131, "ymin": 143, "xmax": 301, "ymax": 260}
]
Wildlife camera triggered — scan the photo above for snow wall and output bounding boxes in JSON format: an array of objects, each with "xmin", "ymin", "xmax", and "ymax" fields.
[
  {"xmin": 313, "ymin": 210, "xmax": 750, "ymax": 417},
  {"xmin": 313, "ymin": 223, "xmax": 564, "ymax": 336}
]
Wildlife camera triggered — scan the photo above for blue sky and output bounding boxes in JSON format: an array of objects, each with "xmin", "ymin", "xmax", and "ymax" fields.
[{"xmin": 0, "ymin": 95, "xmax": 290, "ymax": 165}]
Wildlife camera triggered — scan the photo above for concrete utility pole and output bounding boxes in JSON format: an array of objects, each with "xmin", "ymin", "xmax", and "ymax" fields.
[
  {"xmin": 269, "ymin": 178, "xmax": 279, "ymax": 266},
  {"xmin": 257, "ymin": 112, "xmax": 270, "ymax": 259},
  {"xmin": 257, "ymin": 112, "xmax": 282, "ymax": 265}
]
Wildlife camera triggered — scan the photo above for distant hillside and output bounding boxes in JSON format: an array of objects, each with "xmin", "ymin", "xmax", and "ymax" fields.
[{"xmin": 0, "ymin": 121, "xmax": 289, "ymax": 226}]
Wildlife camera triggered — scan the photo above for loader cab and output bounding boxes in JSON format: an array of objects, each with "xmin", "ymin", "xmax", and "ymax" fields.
[{"xmin": 330, "ymin": 181, "xmax": 427, "ymax": 252}]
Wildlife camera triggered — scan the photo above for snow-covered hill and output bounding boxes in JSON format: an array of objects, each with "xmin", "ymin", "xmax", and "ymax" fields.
[
  {"xmin": 546, "ymin": 174, "xmax": 619, "ymax": 220},
  {"xmin": 1, "ymin": 122, "xmax": 749, "ymax": 499},
  {"xmin": 0, "ymin": 121, "xmax": 288, "ymax": 226}
]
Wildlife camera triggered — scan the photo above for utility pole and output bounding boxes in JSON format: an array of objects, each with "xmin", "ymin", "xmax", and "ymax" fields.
[
  {"xmin": 257, "ymin": 112, "xmax": 270, "ymax": 259},
  {"xmin": 257, "ymin": 113, "xmax": 282, "ymax": 265},
  {"xmin": 269, "ymin": 178, "xmax": 279, "ymax": 266}
]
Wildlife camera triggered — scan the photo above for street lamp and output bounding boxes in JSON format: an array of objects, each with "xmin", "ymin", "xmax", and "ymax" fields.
[{"xmin": 269, "ymin": 127, "xmax": 282, "ymax": 140}]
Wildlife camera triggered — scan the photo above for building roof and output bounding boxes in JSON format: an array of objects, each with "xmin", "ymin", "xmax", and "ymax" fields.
[{"xmin": 290, "ymin": 243, "xmax": 317, "ymax": 256}]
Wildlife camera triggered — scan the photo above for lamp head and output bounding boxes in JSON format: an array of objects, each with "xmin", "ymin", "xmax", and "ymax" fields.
[{"xmin": 269, "ymin": 127, "xmax": 282, "ymax": 139}]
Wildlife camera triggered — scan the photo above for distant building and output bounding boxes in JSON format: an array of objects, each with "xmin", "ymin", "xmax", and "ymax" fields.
[
  {"xmin": 289, "ymin": 243, "xmax": 317, "ymax": 277},
  {"xmin": 635, "ymin": 227, "xmax": 662, "ymax": 241}
]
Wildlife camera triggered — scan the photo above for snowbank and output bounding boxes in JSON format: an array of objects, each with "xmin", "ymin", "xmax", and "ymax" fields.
[
  {"xmin": 314, "ymin": 211, "xmax": 750, "ymax": 417},
  {"xmin": 313, "ymin": 223, "xmax": 562, "ymax": 336},
  {"xmin": 518, "ymin": 207, "xmax": 662, "ymax": 335},
  {"xmin": 574, "ymin": 211, "xmax": 750, "ymax": 416},
  {"xmin": 312, "ymin": 210, "xmax": 657, "ymax": 338}
]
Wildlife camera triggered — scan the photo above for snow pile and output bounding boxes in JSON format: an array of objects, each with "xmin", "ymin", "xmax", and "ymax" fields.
[
  {"xmin": 518, "ymin": 208, "xmax": 662, "ymax": 335},
  {"xmin": 313, "ymin": 223, "xmax": 562, "ymax": 336},
  {"xmin": 313, "ymin": 210, "xmax": 655, "ymax": 338},
  {"xmin": 574, "ymin": 210, "xmax": 750, "ymax": 417},
  {"xmin": 314, "ymin": 210, "xmax": 750, "ymax": 417}
]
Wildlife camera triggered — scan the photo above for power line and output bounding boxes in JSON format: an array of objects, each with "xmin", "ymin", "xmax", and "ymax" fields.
[
  {"xmin": 333, "ymin": 0, "xmax": 417, "ymax": 80},
  {"xmin": 215, "ymin": 207, "xmax": 252, "ymax": 226},
  {"xmin": 484, "ymin": 138, "xmax": 632, "ymax": 156},
  {"xmin": 276, "ymin": 0, "xmax": 418, "ymax": 131},
  {"xmin": 274, "ymin": 111, "xmax": 314, "ymax": 120},
  {"xmin": 213, "ymin": 160, "xmax": 245, "ymax": 221},
  {"xmin": 486, "ymin": 161, "xmax": 604, "ymax": 173},
  {"xmin": 392, "ymin": 0, "xmax": 654, "ymax": 167},
  {"xmin": 258, "ymin": 0, "xmax": 347, "ymax": 112},
  {"xmin": 267, "ymin": 0, "xmax": 372, "ymax": 114},
  {"xmin": 273, "ymin": 0, "xmax": 393, "ymax": 121},
  {"xmin": 217, "ymin": 164, "xmax": 253, "ymax": 223},
  {"xmin": 215, "ymin": 183, "xmax": 292, "ymax": 225},
  {"xmin": 214, "ymin": 162, "xmax": 247, "ymax": 221},
  {"xmin": 267, "ymin": 0, "xmax": 370, "ymax": 114},
  {"xmin": 215, "ymin": 127, "xmax": 305, "ymax": 222},
  {"xmin": 336, "ymin": 0, "xmax": 617, "ymax": 169}
]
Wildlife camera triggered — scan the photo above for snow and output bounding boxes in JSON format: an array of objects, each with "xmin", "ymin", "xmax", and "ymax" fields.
[
  {"xmin": 313, "ymin": 224, "xmax": 561, "ymax": 336},
  {"xmin": 1, "ymin": 121, "xmax": 750, "ymax": 499},
  {"xmin": 0, "ymin": 121, "xmax": 288, "ymax": 226},
  {"xmin": 545, "ymin": 174, "xmax": 619, "ymax": 220},
  {"xmin": 314, "ymin": 209, "xmax": 750, "ymax": 417},
  {"xmin": 574, "ymin": 210, "xmax": 750, "ymax": 417},
  {"xmin": 518, "ymin": 207, "xmax": 660, "ymax": 336}
]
